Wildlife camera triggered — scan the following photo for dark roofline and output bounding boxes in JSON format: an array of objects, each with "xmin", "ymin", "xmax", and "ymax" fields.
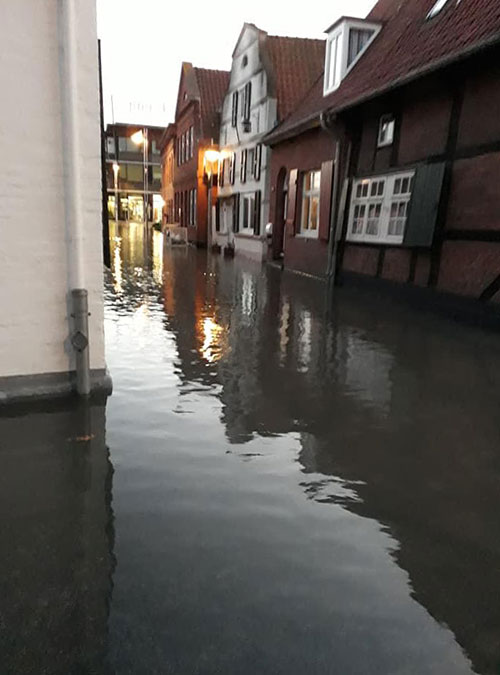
[
  {"xmin": 106, "ymin": 122, "xmax": 167, "ymax": 132},
  {"xmin": 265, "ymin": 32, "xmax": 500, "ymax": 146}
]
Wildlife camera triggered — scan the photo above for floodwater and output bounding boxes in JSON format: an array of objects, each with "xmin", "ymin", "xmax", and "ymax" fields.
[{"xmin": 2, "ymin": 223, "xmax": 500, "ymax": 675}]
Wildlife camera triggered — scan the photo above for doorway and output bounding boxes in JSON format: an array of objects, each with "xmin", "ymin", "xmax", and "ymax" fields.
[{"xmin": 273, "ymin": 168, "xmax": 287, "ymax": 259}]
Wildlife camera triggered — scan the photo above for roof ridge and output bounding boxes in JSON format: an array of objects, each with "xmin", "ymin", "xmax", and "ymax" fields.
[
  {"xmin": 193, "ymin": 66, "xmax": 230, "ymax": 74},
  {"xmin": 267, "ymin": 34, "xmax": 324, "ymax": 42}
]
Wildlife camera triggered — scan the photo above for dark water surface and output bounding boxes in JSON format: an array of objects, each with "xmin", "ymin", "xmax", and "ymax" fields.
[{"xmin": 2, "ymin": 223, "xmax": 500, "ymax": 674}]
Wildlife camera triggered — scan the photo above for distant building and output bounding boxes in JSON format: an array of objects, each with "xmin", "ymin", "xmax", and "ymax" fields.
[
  {"xmin": 160, "ymin": 123, "xmax": 176, "ymax": 224},
  {"xmin": 105, "ymin": 122, "xmax": 165, "ymax": 224},
  {"xmin": 172, "ymin": 62, "xmax": 229, "ymax": 246},
  {"xmin": 215, "ymin": 24, "xmax": 325, "ymax": 261}
]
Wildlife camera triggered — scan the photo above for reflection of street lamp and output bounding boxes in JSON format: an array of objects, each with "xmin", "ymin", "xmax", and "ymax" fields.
[
  {"xmin": 203, "ymin": 148, "xmax": 221, "ymax": 247},
  {"xmin": 131, "ymin": 128, "xmax": 149, "ymax": 226},
  {"xmin": 112, "ymin": 162, "xmax": 119, "ymax": 221}
]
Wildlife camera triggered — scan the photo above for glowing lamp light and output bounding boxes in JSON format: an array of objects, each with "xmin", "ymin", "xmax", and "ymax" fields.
[
  {"xmin": 131, "ymin": 130, "xmax": 146, "ymax": 145},
  {"xmin": 204, "ymin": 150, "xmax": 221, "ymax": 163},
  {"xmin": 203, "ymin": 149, "xmax": 221, "ymax": 180}
]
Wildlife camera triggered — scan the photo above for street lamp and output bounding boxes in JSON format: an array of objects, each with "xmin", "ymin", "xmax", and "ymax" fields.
[
  {"xmin": 131, "ymin": 128, "xmax": 149, "ymax": 227},
  {"xmin": 112, "ymin": 162, "xmax": 119, "ymax": 222},
  {"xmin": 203, "ymin": 148, "xmax": 221, "ymax": 248}
]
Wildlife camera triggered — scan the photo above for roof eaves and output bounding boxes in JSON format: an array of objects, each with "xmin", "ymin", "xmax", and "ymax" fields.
[{"xmin": 271, "ymin": 31, "xmax": 500, "ymax": 145}]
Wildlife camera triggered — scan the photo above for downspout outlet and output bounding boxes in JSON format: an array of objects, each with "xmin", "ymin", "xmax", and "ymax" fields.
[{"xmin": 71, "ymin": 289, "xmax": 91, "ymax": 396}]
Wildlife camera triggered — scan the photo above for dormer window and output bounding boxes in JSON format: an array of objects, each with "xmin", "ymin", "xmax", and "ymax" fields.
[
  {"xmin": 427, "ymin": 0, "xmax": 457, "ymax": 19},
  {"xmin": 324, "ymin": 18, "xmax": 381, "ymax": 96}
]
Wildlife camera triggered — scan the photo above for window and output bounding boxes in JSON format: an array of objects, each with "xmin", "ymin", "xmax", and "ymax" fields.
[
  {"xmin": 427, "ymin": 0, "xmax": 453, "ymax": 19},
  {"xmin": 348, "ymin": 29, "xmax": 374, "ymax": 67},
  {"xmin": 240, "ymin": 149, "xmax": 247, "ymax": 183},
  {"xmin": 242, "ymin": 82, "xmax": 252, "ymax": 123},
  {"xmin": 325, "ymin": 33, "xmax": 342, "ymax": 92},
  {"xmin": 242, "ymin": 55, "xmax": 248, "ymax": 68},
  {"xmin": 324, "ymin": 20, "xmax": 380, "ymax": 96},
  {"xmin": 189, "ymin": 126, "xmax": 194, "ymax": 159},
  {"xmin": 300, "ymin": 170, "xmax": 321, "ymax": 237},
  {"xmin": 188, "ymin": 189, "xmax": 197, "ymax": 226},
  {"xmin": 248, "ymin": 149, "xmax": 255, "ymax": 177},
  {"xmin": 229, "ymin": 153, "xmax": 236, "ymax": 185},
  {"xmin": 378, "ymin": 114, "xmax": 395, "ymax": 147},
  {"xmin": 253, "ymin": 144, "xmax": 262, "ymax": 181},
  {"xmin": 231, "ymin": 91, "xmax": 238, "ymax": 127},
  {"xmin": 107, "ymin": 137, "xmax": 115, "ymax": 157},
  {"xmin": 241, "ymin": 194, "xmax": 255, "ymax": 232},
  {"xmin": 347, "ymin": 171, "xmax": 415, "ymax": 244},
  {"xmin": 152, "ymin": 140, "xmax": 160, "ymax": 155}
]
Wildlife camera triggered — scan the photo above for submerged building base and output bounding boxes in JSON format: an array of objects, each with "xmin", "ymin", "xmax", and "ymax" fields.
[{"xmin": 0, "ymin": 369, "xmax": 113, "ymax": 405}]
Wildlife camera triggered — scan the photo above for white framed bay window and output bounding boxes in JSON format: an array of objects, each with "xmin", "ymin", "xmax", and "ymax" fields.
[
  {"xmin": 347, "ymin": 170, "xmax": 415, "ymax": 244},
  {"xmin": 299, "ymin": 170, "xmax": 321, "ymax": 237}
]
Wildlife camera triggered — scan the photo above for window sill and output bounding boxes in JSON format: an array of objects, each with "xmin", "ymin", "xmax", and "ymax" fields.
[
  {"xmin": 296, "ymin": 232, "xmax": 319, "ymax": 240},
  {"xmin": 346, "ymin": 236, "xmax": 404, "ymax": 246},
  {"xmin": 235, "ymin": 232, "xmax": 263, "ymax": 240}
]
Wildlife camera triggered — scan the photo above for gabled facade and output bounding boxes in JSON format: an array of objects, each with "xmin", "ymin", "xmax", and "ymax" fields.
[
  {"xmin": 173, "ymin": 62, "xmax": 229, "ymax": 246},
  {"xmin": 215, "ymin": 24, "xmax": 325, "ymax": 261},
  {"xmin": 265, "ymin": 0, "xmax": 500, "ymax": 322}
]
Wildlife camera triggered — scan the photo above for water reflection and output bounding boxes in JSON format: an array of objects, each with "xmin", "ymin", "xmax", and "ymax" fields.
[
  {"xmin": 0, "ymin": 399, "xmax": 114, "ymax": 674},
  {"xmin": 103, "ymin": 228, "xmax": 500, "ymax": 674}
]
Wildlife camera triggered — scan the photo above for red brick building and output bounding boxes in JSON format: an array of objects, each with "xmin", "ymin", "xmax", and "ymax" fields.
[
  {"xmin": 167, "ymin": 62, "xmax": 229, "ymax": 246},
  {"xmin": 265, "ymin": 0, "xmax": 500, "ymax": 317}
]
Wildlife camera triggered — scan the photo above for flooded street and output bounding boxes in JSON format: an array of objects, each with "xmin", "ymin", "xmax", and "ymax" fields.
[{"xmin": 3, "ymin": 223, "xmax": 500, "ymax": 674}]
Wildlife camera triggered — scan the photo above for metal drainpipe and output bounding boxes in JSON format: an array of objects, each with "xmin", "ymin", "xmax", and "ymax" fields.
[
  {"xmin": 60, "ymin": 0, "xmax": 91, "ymax": 396},
  {"xmin": 320, "ymin": 112, "xmax": 351, "ymax": 287}
]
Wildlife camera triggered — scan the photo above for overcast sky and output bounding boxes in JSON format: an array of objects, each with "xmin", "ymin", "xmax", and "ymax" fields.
[{"xmin": 97, "ymin": 0, "xmax": 376, "ymax": 126}]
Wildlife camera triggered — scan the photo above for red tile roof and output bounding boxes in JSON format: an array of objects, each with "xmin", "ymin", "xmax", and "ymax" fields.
[
  {"xmin": 193, "ymin": 67, "xmax": 230, "ymax": 138},
  {"xmin": 264, "ymin": 35, "xmax": 325, "ymax": 121},
  {"xmin": 267, "ymin": 0, "xmax": 500, "ymax": 143}
]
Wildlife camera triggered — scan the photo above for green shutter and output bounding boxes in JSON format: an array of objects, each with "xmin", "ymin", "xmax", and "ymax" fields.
[
  {"xmin": 404, "ymin": 162, "xmax": 445, "ymax": 247},
  {"xmin": 233, "ymin": 193, "xmax": 240, "ymax": 233},
  {"xmin": 254, "ymin": 190, "xmax": 262, "ymax": 235}
]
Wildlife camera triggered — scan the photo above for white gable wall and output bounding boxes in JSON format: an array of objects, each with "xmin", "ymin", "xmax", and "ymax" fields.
[{"xmin": 217, "ymin": 25, "xmax": 277, "ymax": 261}]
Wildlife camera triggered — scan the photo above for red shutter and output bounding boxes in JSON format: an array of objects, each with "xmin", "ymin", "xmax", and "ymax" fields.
[
  {"xmin": 286, "ymin": 169, "xmax": 298, "ymax": 234},
  {"xmin": 319, "ymin": 160, "xmax": 334, "ymax": 241}
]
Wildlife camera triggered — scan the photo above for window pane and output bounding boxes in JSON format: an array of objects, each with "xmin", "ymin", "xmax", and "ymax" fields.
[
  {"xmin": 313, "ymin": 171, "xmax": 321, "ymax": 191},
  {"xmin": 302, "ymin": 196, "xmax": 311, "ymax": 230},
  {"xmin": 310, "ymin": 197, "xmax": 319, "ymax": 230},
  {"xmin": 366, "ymin": 203, "xmax": 381, "ymax": 235}
]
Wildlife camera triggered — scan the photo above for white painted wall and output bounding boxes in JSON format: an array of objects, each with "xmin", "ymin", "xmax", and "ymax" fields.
[
  {"xmin": 0, "ymin": 0, "xmax": 106, "ymax": 380},
  {"xmin": 217, "ymin": 25, "xmax": 276, "ymax": 261}
]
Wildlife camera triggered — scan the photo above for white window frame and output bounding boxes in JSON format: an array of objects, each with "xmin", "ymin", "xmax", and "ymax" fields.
[
  {"xmin": 324, "ymin": 19, "xmax": 381, "ymax": 96},
  {"xmin": 299, "ymin": 170, "xmax": 321, "ymax": 239},
  {"xmin": 427, "ymin": 0, "xmax": 455, "ymax": 19},
  {"xmin": 347, "ymin": 170, "xmax": 415, "ymax": 245},
  {"xmin": 241, "ymin": 193, "xmax": 255, "ymax": 234},
  {"xmin": 378, "ymin": 114, "xmax": 395, "ymax": 147}
]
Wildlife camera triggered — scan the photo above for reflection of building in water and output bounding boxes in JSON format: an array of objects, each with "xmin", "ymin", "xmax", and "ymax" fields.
[
  {"xmin": 162, "ymin": 252, "xmax": 500, "ymax": 675},
  {"xmin": 0, "ymin": 400, "xmax": 114, "ymax": 673}
]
